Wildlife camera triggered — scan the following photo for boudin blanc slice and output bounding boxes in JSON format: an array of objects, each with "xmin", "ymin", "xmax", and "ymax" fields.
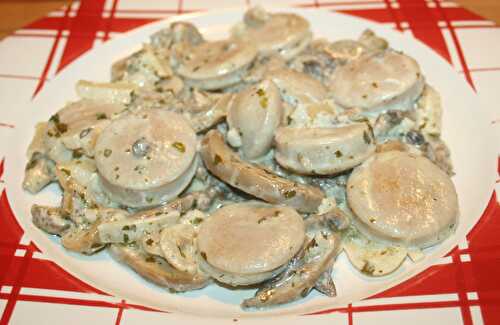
[
  {"xmin": 274, "ymin": 123, "xmax": 376, "ymax": 175},
  {"xmin": 197, "ymin": 202, "xmax": 305, "ymax": 286},
  {"xmin": 95, "ymin": 110, "xmax": 197, "ymax": 208},
  {"xmin": 330, "ymin": 50, "xmax": 425, "ymax": 114},
  {"xmin": 347, "ymin": 150, "xmax": 459, "ymax": 248},
  {"xmin": 227, "ymin": 79, "xmax": 283, "ymax": 159}
]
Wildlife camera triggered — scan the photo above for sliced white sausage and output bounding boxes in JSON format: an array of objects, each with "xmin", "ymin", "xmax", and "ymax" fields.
[
  {"xmin": 268, "ymin": 68, "xmax": 327, "ymax": 107},
  {"xmin": 95, "ymin": 110, "xmax": 197, "ymax": 207},
  {"xmin": 232, "ymin": 8, "xmax": 312, "ymax": 60},
  {"xmin": 274, "ymin": 123, "xmax": 376, "ymax": 175},
  {"xmin": 172, "ymin": 39, "xmax": 257, "ymax": 90},
  {"xmin": 343, "ymin": 228, "xmax": 407, "ymax": 277},
  {"xmin": 50, "ymin": 99, "xmax": 126, "ymax": 158},
  {"xmin": 227, "ymin": 79, "xmax": 283, "ymax": 159},
  {"xmin": 330, "ymin": 51, "xmax": 425, "ymax": 114},
  {"xmin": 197, "ymin": 202, "xmax": 305, "ymax": 285},
  {"xmin": 346, "ymin": 150, "xmax": 459, "ymax": 248}
]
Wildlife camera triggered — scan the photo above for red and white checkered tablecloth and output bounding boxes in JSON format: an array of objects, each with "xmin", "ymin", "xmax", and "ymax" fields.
[{"xmin": 0, "ymin": 0, "xmax": 499, "ymax": 324}]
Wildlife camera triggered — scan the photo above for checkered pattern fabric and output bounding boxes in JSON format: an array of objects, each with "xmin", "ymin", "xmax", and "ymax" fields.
[{"xmin": 0, "ymin": 1, "xmax": 499, "ymax": 324}]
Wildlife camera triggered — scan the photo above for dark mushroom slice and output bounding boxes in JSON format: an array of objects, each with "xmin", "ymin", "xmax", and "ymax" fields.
[
  {"xmin": 200, "ymin": 130, "xmax": 325, "ymax": 213},
  {"xmin": 31, "ymin": 205, "xmax": 72, "ymax": 235},
  {"xmin": 108, "ymin": 244, "xmax": 211, "ymax": 292}
]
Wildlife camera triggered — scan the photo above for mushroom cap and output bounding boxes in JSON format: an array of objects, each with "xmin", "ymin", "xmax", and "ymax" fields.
[
  {"xmin": 197, "ymin": 202, "xmax": 305, "ymax": 275},
  {"xmin": 347, "ymin": 150, "xmax": 459, "ymax": 248},
  {"xmin": 330, "ymin": 51, "xmax": 425, "ymax": 114}
]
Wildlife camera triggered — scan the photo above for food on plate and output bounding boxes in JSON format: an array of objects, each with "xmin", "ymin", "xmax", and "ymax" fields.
[
  {"xmin": 347, "ymin": 150, "xmax": 458, "ymax": 248},
  {"xmin": 197, "ymin": 202, "xmax": 305, "ymax": 286},
  {"xmin": 24, "ymin": 7, "xmax": 459, "ymax": 309}
]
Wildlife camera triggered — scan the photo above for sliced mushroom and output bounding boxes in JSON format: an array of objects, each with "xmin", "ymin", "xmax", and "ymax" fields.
[
  {"xmin": 274, "ymin": 123, "xmax": 376, "ymax": 175},
  {"xmin": 242, "ymin": 222, "xmax": 341, "ymax": 308},
  {"xmin": 94, "ymin": 110, "xmax": 198, "ymax": 208},
  {"xmin": 171, "ymin": 39, "xmax": 257, "ymax": 90},
  {"xmin": 243, "ymin": 54, "xmax": 287, "ymax": 84},
  {"xmin": 98, "ymin": 210, "xmax": 180, "ymax": 244},
  {"xmin": 140, "ymin": 229, "xmax": 162, "ymax": 256},
  {"xmin": 324, "ymin": 40, "xmax": 367, "ymax": 64},
  {"xmin": 150, "ymin": 21, "xmax": 204, "ymax": 50},
  {"xmin": 232, "ymin": 8, "xmax": 312, "ymax": 60},
  {"xmin": 160, "ymin": 224, "xmax": 198, "ymax": 274},
  {"xmin": 55, "ymin": 161, "xmax": 109, "ymax": 225},
  {"xmin": 416, "ymin": 84, "xmax": 442, "ymax": 136},
  {"xmin": 242, "ymin": 6, "xmax": 270, "ymax": 27},
  {"xmin": 315, "ymin": 266, "xmax": 337, "ymax": 297},
  {"xmin": 131, "ymin": 189, "xmax": 220, "ymax": 225},
  {"xmin": 76, "ymin": 80, "xmax": 136, "ymax": 105},
  {"xmin": 60, "ymin": 208, "xmax": 128, "ymax": 254},
  {"xmin": 197, "ymin": 202, "xmax": 305, "ymax": 286},
  {"xmin": 227, "ymin": 79, "xmax": 283, "ymax": 159},
  {"xmin": 305, "ymin": 208, "xmax": 351, "ymax": 232},
  {"xmin": 108, "ymin": 244, "xmax": 211, "ymax": 292},
  {"xmin": 61, "ymin": 222, "xmax": 105, "ymax": 254},
  {"xmin": 23, "ymin": 153, "xmax": 56, "ymax": 194},
  {"xmin": 48, "ymin": 99, "xmax": 125, "ymax": 158},
  {"xmin": 289, "ymin": 39, "xmax": 337, "ymax": 84},
  {"xmin": 358, "ymin": 29, "xmax": 388, "ymax": 52},
  {"xmin": 425, "ymin": 137, "xmax": 454, "ymax": 176},
  {"xmin": 268, "ymin": 68, "xmax": 327, "ymax": 107},
  {"xmin": 330, "ymin": 50, "xmax": 425, "ymax": 114},
  {"xmin": 31, "ymin": 205, "xmax": 72, "ymax": 235},
  {"xmin": 27, "ymin": 122, "xmax": 48, "ymax": 158},
  {"xmin": 343, "ymin": 227, "xmax": 408, "ymax": 277},
  {"xmin": 200, "ymin": 130, "xmax": 325, "ymax": 213},
  {"xmin": 113, "ymin": 44, "xmax": 173, "ymax": 87},
  {"xmin": 347, "ymin": 151, "xmax": 459, "ymax": 248},
  {"xmin": 189, "ymin": 93, "xmax": 234, "ymax": 133}
]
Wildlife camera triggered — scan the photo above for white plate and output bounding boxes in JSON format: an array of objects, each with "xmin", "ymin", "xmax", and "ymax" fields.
[{"xmin": 2, "ymin": 7, "xmax": 497, "ymax": 321}]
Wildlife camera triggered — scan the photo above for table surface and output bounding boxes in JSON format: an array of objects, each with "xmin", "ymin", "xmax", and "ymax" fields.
[
  {"xmin": 0, "ymin": 1, "xmax": 499, "ymax": 325},
  {"xmin": 0, "ymin": 0, "xmax": 500, "ymax": 39}
]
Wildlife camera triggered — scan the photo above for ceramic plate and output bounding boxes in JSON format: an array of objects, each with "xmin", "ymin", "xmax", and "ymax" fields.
[{"xmin": 2, "ymin": 7, "xmax": 497, "ymax": 321}]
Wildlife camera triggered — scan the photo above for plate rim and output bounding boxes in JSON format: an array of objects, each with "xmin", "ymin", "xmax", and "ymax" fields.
[{"xmin": 2, "ymin": 6, "xmax": 498, "ymax": 320}]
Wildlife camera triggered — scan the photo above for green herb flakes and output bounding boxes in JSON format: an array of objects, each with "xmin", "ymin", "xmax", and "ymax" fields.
[
  {"xmin": 283, "ymin": 189, "xmax": 296, "ymax": 199},
  {"xmin": 172, "ymin": 142, "xmax": 186, "ymax": 153},
  {"xmin": 72, "ymin": 148, "xmax": 84, "ymax": 159},
  {"xmin": 96, "ymin": 113, "xmax": 107, "ymax": 120},
  {"xmin": 214, "ymin": 154, "xmax": 222, "ymax": 165}
]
